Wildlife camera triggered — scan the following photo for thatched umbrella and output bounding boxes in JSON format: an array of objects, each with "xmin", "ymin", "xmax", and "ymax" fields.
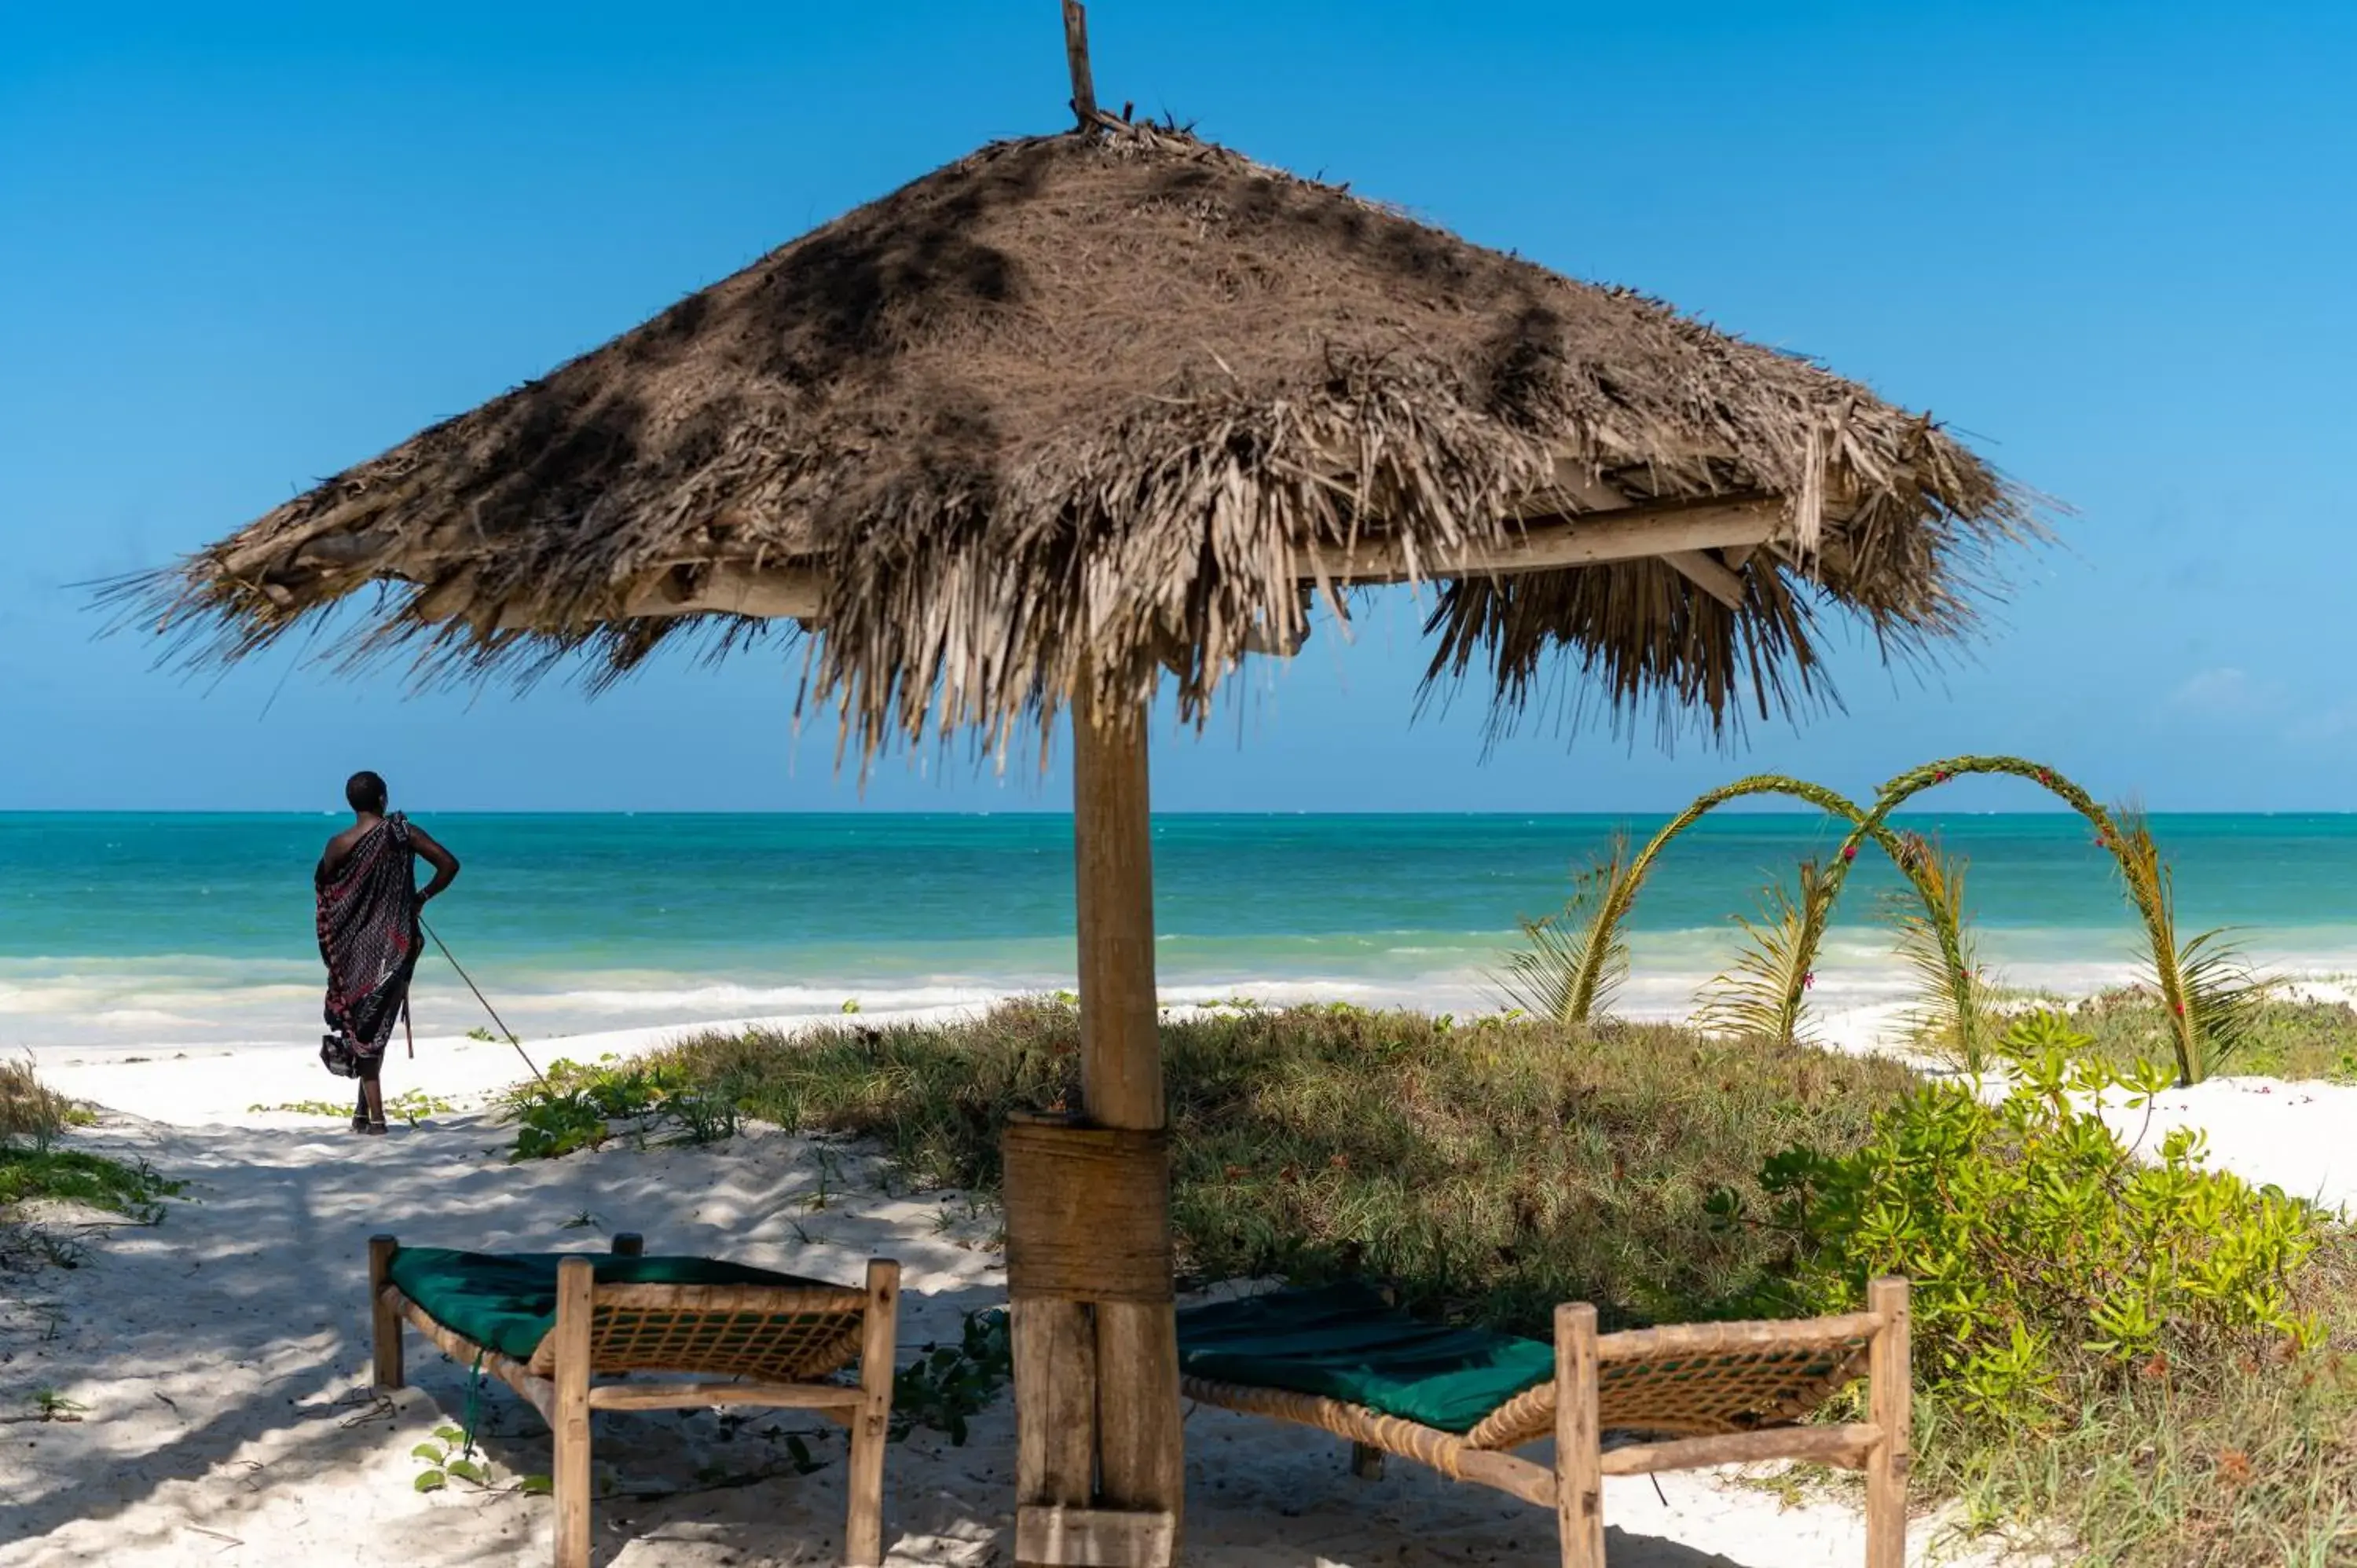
[{"xmin": 126, "ymin": 13, "xmax": 2032, "ymax": 1560}]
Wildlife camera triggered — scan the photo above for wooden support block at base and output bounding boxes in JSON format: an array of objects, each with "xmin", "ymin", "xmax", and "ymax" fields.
[
  {"xmin": 1015, "ymin": 1505, "xmax": 1176, "ymax": 1568},
  {"xmin": 1014, "ymin": 1299, "xmax": 1098, "ymax": 1509}
]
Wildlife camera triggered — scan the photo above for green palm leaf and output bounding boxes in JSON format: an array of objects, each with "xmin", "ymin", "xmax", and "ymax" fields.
[
  {"xmin": 2106, "ymin": 805, "xmax": 2271, "ymax": 1082},
  {"xmin": 1697, "ymin": 859, "xmax": 1837, "ymax": 1046},
  {"xmin": 1882, "ymin": 834, "xmax": 1991, "ymax": 1070},
  {"xmin": 1492, "ymin": 833, "xmax": 1633, "ymax": 1024},
  {"xmin": 2176, "ymin": 925, "xmax": 2273, "ymax": 1075}
]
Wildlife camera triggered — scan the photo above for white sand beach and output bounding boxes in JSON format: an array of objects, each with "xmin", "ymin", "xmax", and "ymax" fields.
[{"xmin": 6, "ymin": 993, "xmax": 2352, "ymax": 1568}]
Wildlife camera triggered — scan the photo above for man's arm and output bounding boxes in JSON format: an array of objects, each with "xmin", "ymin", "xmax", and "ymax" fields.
[{"xmin": 409, "ymin": 825, "xmax": 461, "ymax": 904}]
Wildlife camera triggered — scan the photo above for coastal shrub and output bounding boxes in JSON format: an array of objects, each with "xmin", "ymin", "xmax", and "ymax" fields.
[
  {"xmin": 662, "ymin": 1000, "xmax": 1919, "ymax": 1329},
  {"xmin": 1736, "ymin": 1010, "xmax": 2325, "ymax": 1427},
  {"xmin": 1916, "ymin": 1233, "xmax": 2357, "ymax": 1567}
]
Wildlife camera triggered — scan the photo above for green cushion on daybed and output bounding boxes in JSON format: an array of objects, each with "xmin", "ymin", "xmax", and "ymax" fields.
[
  {"xmin": 1176, "ymin": 1282, "xmax": 1552, "ymax": 1434},
  {"xmin": 386, "ymin": 1247, "xmax": 828, "ymax": 1363}
]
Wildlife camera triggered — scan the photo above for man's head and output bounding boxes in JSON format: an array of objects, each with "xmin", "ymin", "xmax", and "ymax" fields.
[{"xmin": 345, "ymin": 771, "xmax": 388, "ymax": 815}]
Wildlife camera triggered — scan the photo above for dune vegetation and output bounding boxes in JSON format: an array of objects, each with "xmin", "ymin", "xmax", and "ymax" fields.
[{"xmin": 464, "ymin": 997, "xmax": 2356, "ymax": 1566}]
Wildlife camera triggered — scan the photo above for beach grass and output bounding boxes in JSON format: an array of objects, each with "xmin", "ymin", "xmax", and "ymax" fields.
[
  {"xmin": 0, "ymin": 1057, "xmax": 92, "ymax": 1147},
  {"xmin": 658, "ymin": 999, "xmax": 1918, "ymax": 1328},
  {"xmin": 646, "ymin": 999, "xmax": 2356, "ymax": 1566},
  {"xmin": 2047, "ymin": 986, "xmax": 2357, "ymax": 1084}
]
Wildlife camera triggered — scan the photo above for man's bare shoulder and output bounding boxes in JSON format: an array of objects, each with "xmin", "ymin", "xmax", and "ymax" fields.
[{"xmin": 321, "ymin": 823, "xmax": 369, "ymax": 871}]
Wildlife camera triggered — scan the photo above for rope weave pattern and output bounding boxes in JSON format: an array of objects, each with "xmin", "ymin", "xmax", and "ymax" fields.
[
  {"xmin": 522, "ymin": 1288, "xmax": 870, "ymax": 1381},
  {"xmin": 1470, "ymin": 1336, "xmax": 1871, "ymax": 1450}
]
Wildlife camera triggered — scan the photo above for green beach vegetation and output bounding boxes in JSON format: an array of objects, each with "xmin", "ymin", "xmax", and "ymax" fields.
[
  {"xmin": 478, "ymin": 999, "xmax": 2357, "ymax": 1566},
  {"xmin": 0, "ymin": 1058, "xmax": 180, "ymax": 1269}
]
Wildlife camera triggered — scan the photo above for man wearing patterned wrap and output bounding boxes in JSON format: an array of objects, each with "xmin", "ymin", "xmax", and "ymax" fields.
[{"xmin": 316, "ymin": 771, "xmax": 460, "ymax": 1133}]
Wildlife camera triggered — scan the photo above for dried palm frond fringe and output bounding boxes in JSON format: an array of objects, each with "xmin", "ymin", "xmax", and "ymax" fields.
[{"xmin": 111, "ymin": 120, "xmax": 2042, "ymax": 760}]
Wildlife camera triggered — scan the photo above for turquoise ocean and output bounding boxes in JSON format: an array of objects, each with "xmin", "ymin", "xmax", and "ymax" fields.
[{"xmin": 4, "ymin": 812, "xmax": 2354, "ymax": 1053}]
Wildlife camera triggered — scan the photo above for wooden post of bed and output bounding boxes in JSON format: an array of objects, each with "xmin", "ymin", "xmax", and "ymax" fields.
[
  {"xmin": 1864, "ymin": 1277, "xmax": 1912, "ymax": 1568},
  {"xmin": 845, "ymin": 1258, "xmax": 902, "ymax": 1565},
  {"xmin": 552, "ymin": 1255, "xmax": 596, "ymax": 1568},
  {"xmin": 1553, "ymin": 1303, "xmax": 1605, "ymax": 1568},
  {"xmin": 368, "ymin": 1233, "xmax": 403, "ymax": 1390}
]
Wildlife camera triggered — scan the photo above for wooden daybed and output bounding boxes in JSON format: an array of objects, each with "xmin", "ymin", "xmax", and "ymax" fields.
[
  {"xmin": 367, "ymin": 1232, "xmax": 900, "ymax": 1568},
  {"xmin": 1175, "ymin": 1277, "xmax": 1911, "ymax": 1568}
]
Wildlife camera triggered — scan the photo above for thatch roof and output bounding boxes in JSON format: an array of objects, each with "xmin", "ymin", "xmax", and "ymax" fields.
[{"xmin": 126, "ymin": 119, "xmax": 2036, "ymax": 755}]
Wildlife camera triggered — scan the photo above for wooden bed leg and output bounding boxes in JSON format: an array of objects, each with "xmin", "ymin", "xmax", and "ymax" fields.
[
  {"xmin": 845, "ymin": 1258, "xmax": 901, "ymax": 1566},
  {"xmin": 1350, "ymin": 1442, "xmax": 1385, "ymax": 1480},
  {"xmin": 368, "ymin": 1234, "xmax": 403, "ymax": 1390},
  {"xmin": 610, "ymin": 1232, "xmax": 643, "ymax": 1256},
  {"xmin": 1864, "ymin": 1277, "xmax": 1911, "ymax": 1568},
  {"xmin": 1554, "ymin": 1304, "xmax": 1604, "ymax": 1568},
  {"xmin": 552, "ymin": 1255, "xmax": 596, "ymax": 1568}
]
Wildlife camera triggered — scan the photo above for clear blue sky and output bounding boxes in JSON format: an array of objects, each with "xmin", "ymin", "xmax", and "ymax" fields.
[{"xmin": 4, "ymin": 2, "xmax": 2352, "ymax": 813}]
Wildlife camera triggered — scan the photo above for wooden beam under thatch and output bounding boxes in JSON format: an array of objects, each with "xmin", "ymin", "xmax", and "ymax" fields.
[{"xmin": 575, "ymin": 495, "xmax": 1787, "ymax": 628}]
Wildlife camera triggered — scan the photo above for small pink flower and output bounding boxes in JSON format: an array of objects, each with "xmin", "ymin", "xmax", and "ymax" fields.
[
  {"xmin": 1803, "ymin": 972, "xmax": 1816, "ymax": 990},
  {"xmin": 1842, "ymin": 845, "xmax": 1857, "ymax": 862}
]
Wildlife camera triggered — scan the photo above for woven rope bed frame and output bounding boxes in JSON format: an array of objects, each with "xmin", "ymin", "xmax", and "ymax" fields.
[
  {"xmin": 1182, "ymin": 1279, "xmax": 1912, "ymax": 1568},
  {"xmin": 367, "ymin": 1233, "xmax": 900, "ymax": 1568}
]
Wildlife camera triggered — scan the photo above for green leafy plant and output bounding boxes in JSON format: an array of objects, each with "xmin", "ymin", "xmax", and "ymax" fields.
[
  {"xmin": 508, "ymin": 1090, "xmax": 615, "ymax": 1162},
  {"xmin": 505, "ymin": 1057, "xmax": 742, "ymax": 1160},
  {"xmin": 1491, "ymin": 832, "xmax": 1633, "ymax": 1024},
  {"xmin": 1696, "ymin": 859, "xmax": 1838, "ymax": 1046},
  {"xmin": 889, "ymin": 1309, "xmax": 1012, "ymax": 1445},
  {"xmin": 1735, "ymin": 1010, "xmax": 2323, "ymax": 1427},
  {"xmin": 411, "ymin": 1424, "xmax": 491, "ymax": 1493}
]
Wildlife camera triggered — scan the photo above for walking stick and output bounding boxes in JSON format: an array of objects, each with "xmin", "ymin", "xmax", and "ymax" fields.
[{"xmin": 420, "ymin": 918, "xmax": 549, "ymax": 1088}]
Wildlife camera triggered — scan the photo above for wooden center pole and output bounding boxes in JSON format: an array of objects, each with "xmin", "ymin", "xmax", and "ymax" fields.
[
  {"xmin": 1061, "ymin": 0, "xmax": 1098, "ymax": 128},
  {"xmin": 1074, "ymin": 681, "xmax": 1184, "ymax": 1528}
]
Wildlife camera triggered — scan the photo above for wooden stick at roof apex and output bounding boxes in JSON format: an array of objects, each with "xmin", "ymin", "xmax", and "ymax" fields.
[{"xmin": 1062, "ymin": 1, "xmax": 1098, "ymax": 129}]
